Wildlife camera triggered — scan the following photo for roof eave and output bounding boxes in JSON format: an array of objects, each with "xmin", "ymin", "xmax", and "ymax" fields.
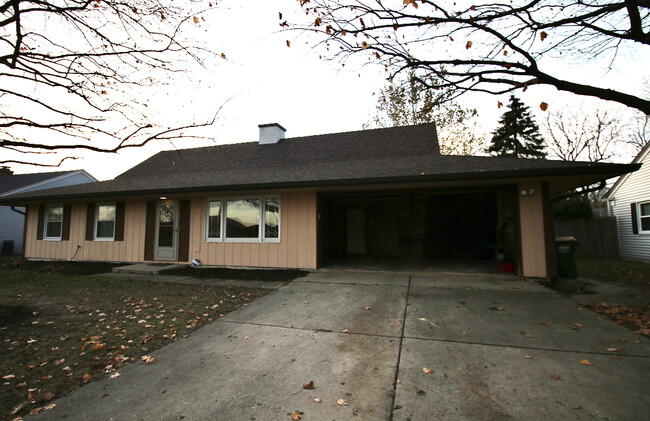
[{"xmin": 0, "ymin": 162, "xmax": 639, "ymax": 205}]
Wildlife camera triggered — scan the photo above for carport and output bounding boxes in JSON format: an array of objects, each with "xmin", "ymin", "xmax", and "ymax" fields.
[{"xmin": 318, "ymin": 186, "xmax": 519, "ymax": 273}]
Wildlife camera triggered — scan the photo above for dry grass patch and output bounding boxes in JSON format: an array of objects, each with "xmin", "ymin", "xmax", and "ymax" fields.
[{"xmin": 0, "ymin": 261, "xmax": 274, "ymax": 419}]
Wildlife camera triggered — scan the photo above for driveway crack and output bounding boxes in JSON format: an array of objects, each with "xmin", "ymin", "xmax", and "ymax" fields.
[{"xmin": 389, "ymin": 275, "xmax": 412, "ymax": 421}]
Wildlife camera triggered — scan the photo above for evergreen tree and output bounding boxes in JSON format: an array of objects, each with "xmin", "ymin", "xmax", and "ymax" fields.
[{"xmin": 488, "ymin": 95, "xmax": 546, "ymax": 159}]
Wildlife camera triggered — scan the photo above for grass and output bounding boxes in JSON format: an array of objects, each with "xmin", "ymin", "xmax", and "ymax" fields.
[
  {"xmin": 576, "ymin": 259, "xmax": 650, "ymax": 338},
  {"xmin": 0, "ymin": 260, "xmax": 278, "ymax": 419},
  {"xmin": 577, "ymin": 259, "xmax": 650, "ymax": 287}
]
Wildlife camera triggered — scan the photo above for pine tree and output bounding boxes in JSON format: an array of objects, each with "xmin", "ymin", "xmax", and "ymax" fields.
[{"xmin": 488, "ymin": 95, "xmax": 546, "ymax": 159}]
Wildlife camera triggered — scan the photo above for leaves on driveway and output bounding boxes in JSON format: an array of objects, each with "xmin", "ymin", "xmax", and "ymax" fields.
[
  {"xmin": 337, "ymin": 398, "xmax": 349, "ymax": 406},
  {"xmin": 303, "ymin": 380, "xmax": 315, "ymax": 390},
  {"xmin": 422, "ymin": 367, "xmax": 434, "ymax": 374},
  {"xmin": 578, "ymin": 360, "xmax": 593, "ymax": 366},
  {"xmin": 290, "ymin": 410, "xmax": 304, "ymax": 420}
]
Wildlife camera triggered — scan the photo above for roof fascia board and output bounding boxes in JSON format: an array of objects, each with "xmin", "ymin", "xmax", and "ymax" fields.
[
  {"xmin": 604, "ymin": 143, "xmax": 649, "ymax": 199},
  {"xmin": 0, "ymin": 163, "xmax": 639, "ymax": 205}
]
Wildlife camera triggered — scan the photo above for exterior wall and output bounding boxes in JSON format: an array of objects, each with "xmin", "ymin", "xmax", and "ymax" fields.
[
  {"xmin": 0, "ymin": 206, "xmax": 25, "ymax": 254},
  {"xmin": 24, "ymin": 191, "xmax": 319, "ymax": 269},
  {"xmin": 1, "ymin": 171, "xmax": 96, "ymax": 256},
  {"xmin": 25, "ymin": 201, "xmax": 147, "ymax": 262},
  {"xmin": 188, "ymin": 191, "xmax": 318, "ymax": 269},
  {"xmin": 609, "ymin": 153, "xmax": 650, "ymax": 262},
  {"xmin": 518, "ymin": 181, "xmax": 549, "ymax": 278}
]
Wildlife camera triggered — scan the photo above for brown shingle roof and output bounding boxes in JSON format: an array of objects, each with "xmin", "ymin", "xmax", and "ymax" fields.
[{"xmin": 0, "ymin": 123, "xmax": 640, "ymax": 203}]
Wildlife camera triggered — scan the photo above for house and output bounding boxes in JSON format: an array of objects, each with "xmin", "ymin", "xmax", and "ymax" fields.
[
  {"xmin": 604, "ymin": 142, "xmax": 650, "ymax": 263},
  {"xmin": 0, "ymin": 123, "xmax": 640, "ymax": 278},
  {"xmin": 0, "ymin": 169, "xmax": 97, "ymax": 255}
]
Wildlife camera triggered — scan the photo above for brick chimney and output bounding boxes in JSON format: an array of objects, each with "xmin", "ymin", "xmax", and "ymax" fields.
[{"xmin": 258, "ymin": 123, "xmax": 286, "ymax": 144}]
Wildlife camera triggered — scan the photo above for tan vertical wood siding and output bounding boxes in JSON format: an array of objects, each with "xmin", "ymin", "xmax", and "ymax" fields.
[
  {"xmin": 25, "ymin": 201, "xmax": 146, "ymax": 262},
  {"xmin": 190, "ymin": 191, "xmax": 318, "ymax": 269},
  {"xmin": 518, "ymin": 181, "xmax": 548, "ymax": 278}
]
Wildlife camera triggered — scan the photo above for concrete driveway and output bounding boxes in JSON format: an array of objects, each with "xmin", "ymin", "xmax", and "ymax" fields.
[{"xmin": 35, "ymin": 272, "xmax": 650, "ymax": 420}]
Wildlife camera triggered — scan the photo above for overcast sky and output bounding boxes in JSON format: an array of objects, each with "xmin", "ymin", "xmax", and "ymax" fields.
[{"xmin": 8, "ymin": 0, "xmax": 649, "ymax": 180}]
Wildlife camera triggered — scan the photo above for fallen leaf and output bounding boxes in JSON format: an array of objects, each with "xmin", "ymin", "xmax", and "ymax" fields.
[
  {"xmin": 10, "ymin": 402, "xmax": 27, "ymax": 415},
  {"xmin": 525, "ymin": 334, "xmax": 535, "ymax": 338},
  {"xmin": 110, "ymin": 372, "xmax": 121, "ymax": 379},
  {"xmin": 537, "ymin": 321, "xmax": 550, "ymax": 326},
  {"xmin": 337, "ymin": 398, "xmax": 349, "ymax": 406},
  {"xmin": 606, "ymin": 347, "xmax": 618, "ymax": 352},
  {"xmin": 314, "ymin": 397, "xmax": 322, "ymax": 403},
  {"xmin": 422, "ymin": 367, "xmax": 434, "ymax": 374},
  {"xmin": 416, "ymin": 389, "xmax": 425, "ymax": 395},
  {"xmin": 550, "ymin": 374, "xmax": 560, "ymax": 380},
  {"xmin": 342, "ymin": 329, "xmax": 350, "ymax": 333},
  {"xmin": 290, "ymin": 411, "xmax": 304, "ymax": 420},
  {"xmin": 29, "ymin": 408, "xmax": 42, "ymax": 416},
  {"xmin": 82, "ymin": 373, "xmax": 92, "ymax": 381},
  {"xmin": 43, "ymin": 403, "xmax": 56, "ymax": 411},
  {"xmin": 525, "ymin": 355, "xmax": 533, "ymax": 359},
  {"xmin": 364, "ymin": 306, "xmax": 372, "ymax": 310},
  {"xmin": 141, "ymin": 355, "xmax": 155, "ymax": 365},
  {"xmin": 497, "ymin": 307, "xmax": 506, "ymax": 311},
  {"xmin": 578, "ymin": 359, "xmax": 592, "ymax": 366},
  {"xmin": 303, "ymin": 380, "xmax": 315, "ymax": 390},
  {"xmin": 42, "ymin": 391, "xmax": 55, "ymax": 401},
  {"xmin": 573, "ymin": 405, "xmax": 582, "ymax": 410},
  {"xmin": 3, "ymin": 374, "xmax": 16, "ymax": 380}
]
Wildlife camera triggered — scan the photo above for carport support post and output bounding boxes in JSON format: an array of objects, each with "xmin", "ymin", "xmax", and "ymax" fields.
[
  {"xmin": 542, "ymin": 182, "xmax": 557, "ymax": 278},
  {"xmin": 518, "ymin": 181, "xmax": 551, "ymax": 278}
]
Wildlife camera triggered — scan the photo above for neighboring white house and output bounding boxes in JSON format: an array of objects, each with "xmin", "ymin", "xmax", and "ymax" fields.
[
  {"xmin": 0, "ymin": 170, "xmax": 96, "ymax": 255},
  {"xmin": 605, "ymin": 143, "xmax": 650, "ymax": 263}
]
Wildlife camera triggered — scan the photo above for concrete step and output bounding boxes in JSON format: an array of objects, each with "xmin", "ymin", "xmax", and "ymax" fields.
[{"xmin": 112, "ymin": 263, "xmax": 185, "ymax": 275}]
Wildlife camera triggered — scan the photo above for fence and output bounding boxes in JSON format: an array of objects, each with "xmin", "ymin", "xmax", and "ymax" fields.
[{"xmin": 554, "ymin": 216, "xmax": 619, "ymax": 259}]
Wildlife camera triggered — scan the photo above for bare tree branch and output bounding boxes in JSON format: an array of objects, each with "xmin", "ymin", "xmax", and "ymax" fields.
[
  {"xmin": 1, "ymin": 0, "xmax": 220, "ymax": 168},
  {"xmin": 293, "ymin": 0, "xmax": 650, "ymax": 114}
]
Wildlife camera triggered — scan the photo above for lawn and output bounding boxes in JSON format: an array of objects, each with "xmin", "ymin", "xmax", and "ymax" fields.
[
  {"xmin": 577, "ymin": 258, "xmax": 650, "ymax": 287},
  {"xmin": 0, "ymin": 260, "xmax": 283, "ymax": 419},
  {"xmin": 576, "ymin": 259, "xmax": 650, "ymax": 338}
]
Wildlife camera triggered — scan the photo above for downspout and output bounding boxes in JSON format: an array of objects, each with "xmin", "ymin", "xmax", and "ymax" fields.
[{"xmin": 10, "ymin": 206, "xmax": 26, "ymax": 216}]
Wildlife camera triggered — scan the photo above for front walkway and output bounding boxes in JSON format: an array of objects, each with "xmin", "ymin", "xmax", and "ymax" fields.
[{"xmin": 35, "ymin": 273, "xmax": 650, "ymax": 420}]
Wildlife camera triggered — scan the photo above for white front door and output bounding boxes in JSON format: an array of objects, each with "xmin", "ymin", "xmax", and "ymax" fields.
[{"xmin": 154, "ymin": 201, "xmax": 178, "ymax": 261}]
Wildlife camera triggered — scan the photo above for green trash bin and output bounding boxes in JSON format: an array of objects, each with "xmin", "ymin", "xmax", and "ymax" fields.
[{"xmin": 556, "ymin": 237, "xmax": 578, "ymax": 279}]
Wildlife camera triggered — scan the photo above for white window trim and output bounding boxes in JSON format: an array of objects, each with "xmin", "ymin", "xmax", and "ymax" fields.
[
  {"xmin": 94, "ymin": 202, "xmax": 116, "ymax": 241},
  {"xmin": 205, "ymin": 199, "xmax": 224, "ymax": 242},
  {"xmin": 262, "ymin": 196, "xmax": 281, "ymax": 244},
  {"xmin": 639, "ymin": 201, "xmax": 650, "ymax": 234},
  {"xmin": 204, "ymin": 195, "xmax": 281, "ymax": 243},
  {"xmin": 44, "ymin": 204, "xmax": 63, "ymax": 241}
]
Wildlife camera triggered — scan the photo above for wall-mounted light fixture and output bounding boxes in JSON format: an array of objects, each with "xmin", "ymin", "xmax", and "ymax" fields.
[
  {"xmin": 520, "ymin": 189, "xmax": 535, "ymax": 198},
  {"xmin": 160, "ymin": 196, "xmax": 167, "ymax": 200}
]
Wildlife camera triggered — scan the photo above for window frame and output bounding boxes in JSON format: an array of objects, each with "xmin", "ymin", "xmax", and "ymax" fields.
[
  {"xmin": 205, "ymin": 195, "xmax": 281, "ymax": 243},
  {"xmin": 639, "ymin": 201, "xmax": 650, "ymax": 234},
  {"xmin": 94, "ymin": 202, "xmax": 117, "ymax": 241},
  {"xmin": 44, "ymin": 204, "xmax": 64, "ymax": 241}
]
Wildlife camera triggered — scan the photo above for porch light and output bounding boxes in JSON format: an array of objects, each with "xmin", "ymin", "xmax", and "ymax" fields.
[{"xmin": 160, "ymin": 196, "xmax": 167, "ymax": 200}]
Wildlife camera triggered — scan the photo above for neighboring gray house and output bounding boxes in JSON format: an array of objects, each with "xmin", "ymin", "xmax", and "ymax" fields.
[
  {"xmin": 605, "ymin": 142, "xmax": 650, "ymax": 263},
  {"xmin": 0, "ymin": 170, "xmax": 96, "ymax": 255}
]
